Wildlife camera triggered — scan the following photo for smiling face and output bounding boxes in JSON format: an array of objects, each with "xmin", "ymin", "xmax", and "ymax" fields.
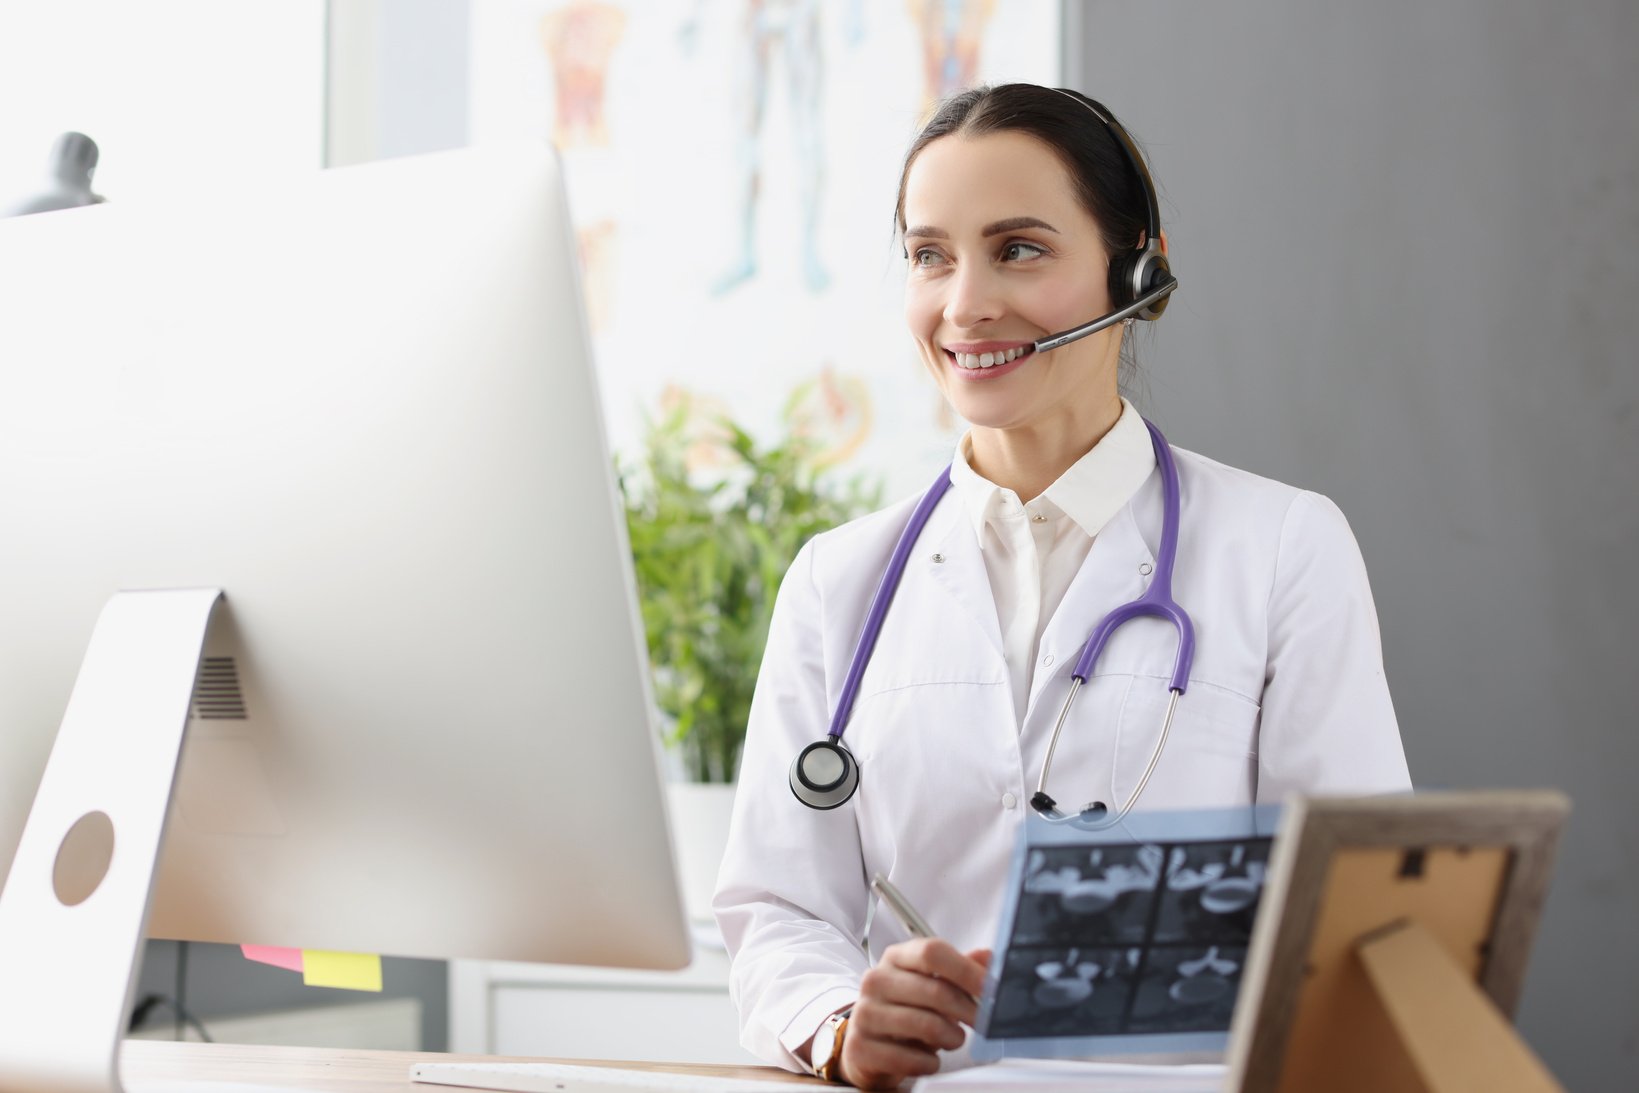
[{"xmin": 901, "ymin": 129, "xmax": 1124, "ymax": 446}]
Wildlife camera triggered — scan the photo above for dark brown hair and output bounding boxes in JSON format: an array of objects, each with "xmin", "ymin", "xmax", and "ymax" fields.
[{"xmin": 894, "ymin": 84, "xmax": 1152, "ymax": 263}]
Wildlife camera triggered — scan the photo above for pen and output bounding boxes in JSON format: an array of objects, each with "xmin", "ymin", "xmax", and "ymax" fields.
[
  {"xmin": 871, "ymin": 873, "xmax": 936, "ymax": 939},
  {"xmin": 871, "ymin": 873, "xmax": 983, "ymax": 1011}
]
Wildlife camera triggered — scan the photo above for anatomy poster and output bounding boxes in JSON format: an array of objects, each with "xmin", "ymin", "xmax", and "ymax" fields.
[{"xmin": 470, "ymin": 0, "xmax": 1060, "ymax": 496}]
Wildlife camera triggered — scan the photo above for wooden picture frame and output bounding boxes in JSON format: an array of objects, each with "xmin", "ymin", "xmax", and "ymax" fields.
[{"xmin": 1223, "ymin": 790, "xmax": 1570, "ymax": 1093}]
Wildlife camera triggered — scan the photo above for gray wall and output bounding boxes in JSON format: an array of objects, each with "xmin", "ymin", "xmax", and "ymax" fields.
[{"xmin": 1074, "ymin": 2, "xmax": 1638, "ymax": 1087}]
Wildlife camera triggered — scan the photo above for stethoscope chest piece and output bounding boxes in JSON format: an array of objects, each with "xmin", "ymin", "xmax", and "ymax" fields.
[{"xmin": 789, "ymin": 738, "xmax": 859, "ymax": 810}]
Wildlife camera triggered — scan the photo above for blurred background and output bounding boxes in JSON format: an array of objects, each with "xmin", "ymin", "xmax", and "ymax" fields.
[{"xmin": 1, "ymin": 1, "xmax": 1633, "ymax": 1086}]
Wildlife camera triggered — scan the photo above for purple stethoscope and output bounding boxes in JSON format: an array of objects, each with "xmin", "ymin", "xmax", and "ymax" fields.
[{"xmin": 789, "ymin": 419, "xmax": 1196, "ymax": 830}]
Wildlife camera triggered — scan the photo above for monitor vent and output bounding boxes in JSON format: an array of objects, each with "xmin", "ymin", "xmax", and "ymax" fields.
[{"xmin": 192, "ymin": 656, "xmax": 248, "ymax": 720}]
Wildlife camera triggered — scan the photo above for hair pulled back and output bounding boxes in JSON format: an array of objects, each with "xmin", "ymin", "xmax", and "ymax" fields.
[{"xmin": 894, "ymin": 84, "xmax": 1153, "ymax": 266}]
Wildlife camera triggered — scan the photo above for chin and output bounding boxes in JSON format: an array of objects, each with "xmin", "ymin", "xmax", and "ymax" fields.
[{"xmin": 945, "ymin": 397, "xmax": 1032, "ymax": 432}]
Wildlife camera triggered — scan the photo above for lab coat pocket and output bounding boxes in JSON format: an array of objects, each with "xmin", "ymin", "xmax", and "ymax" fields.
[
  {"xmin": 845, "ymin": 676, "xmax": 1010, "ymax": 768},
  {"xmin": 844, "ymin": 678, "xmax": 1016, "ymax": 874},
  {"xmin": 1110, "ymin": 677, "xmax": 1260, "ymax": 810}
]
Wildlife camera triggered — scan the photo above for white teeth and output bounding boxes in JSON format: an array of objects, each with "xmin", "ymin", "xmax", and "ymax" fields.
[{"xmin": 952, "ymin": 349, "xmax": 1025, "ymax": 370}]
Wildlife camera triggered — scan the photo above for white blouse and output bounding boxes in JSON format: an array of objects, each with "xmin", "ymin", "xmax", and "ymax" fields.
[{"xmin": 948, "ymin": 399, "xmax": 1156, "ymax": 727}]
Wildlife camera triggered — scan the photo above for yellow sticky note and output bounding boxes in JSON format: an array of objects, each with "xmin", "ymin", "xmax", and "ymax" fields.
[{"xmin": 301, "ymin": 950, "xmax": 382, "ymax": 992}]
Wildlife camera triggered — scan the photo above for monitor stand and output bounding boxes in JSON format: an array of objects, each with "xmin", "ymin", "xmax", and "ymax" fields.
[{"xmin": 0, "ymin": 590, "xmax": 299, "ymax": 1093}]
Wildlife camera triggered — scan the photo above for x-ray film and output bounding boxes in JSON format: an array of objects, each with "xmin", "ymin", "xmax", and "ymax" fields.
[{"xmin": 974, "ymin": 805, "xmax": 1282, "ymax": 1061}]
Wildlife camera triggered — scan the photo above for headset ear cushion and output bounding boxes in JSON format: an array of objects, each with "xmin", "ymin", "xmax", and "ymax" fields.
[
  {"xmin": 1110, "ymin": 247, "xmax": 1173, "ymax": 321},
  {"xmin": 1110, "ymin": 248, "xmax": 1172, "ymax": 312},
  {"xmin": 1107, "ymin": 251, "xmax": 1139, "ymax": 309},
  {"xmin": 1137, "ymin": 251, "xmax": 1173, "ymax": 320}
]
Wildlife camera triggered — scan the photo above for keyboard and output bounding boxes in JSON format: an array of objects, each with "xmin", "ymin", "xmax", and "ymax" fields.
[{"xmin": 410, "ymin": 1061, "xmax": 803, "ymax": 1093}]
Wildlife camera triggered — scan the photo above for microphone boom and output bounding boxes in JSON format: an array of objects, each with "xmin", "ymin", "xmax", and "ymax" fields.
[{"xmin": 1031, "ymin": 276, "xmax": 1179, "ymax": 356}]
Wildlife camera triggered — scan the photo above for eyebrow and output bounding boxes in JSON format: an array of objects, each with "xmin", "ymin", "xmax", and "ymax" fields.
[{"xmin": 903, "ymin": 217, "xmax": 1061, "ymax": 240}]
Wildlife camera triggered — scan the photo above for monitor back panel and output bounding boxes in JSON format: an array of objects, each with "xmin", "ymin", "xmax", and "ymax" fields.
[{"xmin": 0, "ymin": 143, "xmax": 689, "ymax": 969}]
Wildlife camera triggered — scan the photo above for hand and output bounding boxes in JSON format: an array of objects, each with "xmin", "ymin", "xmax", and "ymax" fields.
[{"xmin": 839, "ymin": 940, "xmax": 991, "ymax": 1091}]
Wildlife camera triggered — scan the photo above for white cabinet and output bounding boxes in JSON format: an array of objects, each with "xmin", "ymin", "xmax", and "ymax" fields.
[{"xmin": 448, "ymin": 943, "xmax": 757, "ymax": 1064}]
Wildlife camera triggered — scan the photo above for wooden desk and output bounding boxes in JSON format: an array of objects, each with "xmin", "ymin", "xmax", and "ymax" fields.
[{"xmin": 119, "ymin": 1041, "xmax": 822, "ymax": 1091}]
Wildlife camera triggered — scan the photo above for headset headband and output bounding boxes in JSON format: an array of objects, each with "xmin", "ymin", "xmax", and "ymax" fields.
[{"xmin": 1050, "ymin": 88, "xmax": 1162, "ymax": 250}]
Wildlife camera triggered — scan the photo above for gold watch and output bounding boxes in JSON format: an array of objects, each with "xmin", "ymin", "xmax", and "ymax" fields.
[{"xmin": 810, "ymin": 1007, "xmax": 852, "ymax": 1083}]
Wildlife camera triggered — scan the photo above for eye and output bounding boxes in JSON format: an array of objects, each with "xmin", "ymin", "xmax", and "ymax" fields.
[
  {"xmin": 910, "ymin": 247, "xmax": 947, "ymax": 269},
  {"xmin": 1000, "ymin": 240, "xmax": 1048, "ymax": 262}
]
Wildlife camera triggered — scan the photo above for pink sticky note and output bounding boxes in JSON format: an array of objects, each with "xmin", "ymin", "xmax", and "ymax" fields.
[{"xmin": 241, "ymin": 945, "xmax": 305, "ymax": 973}]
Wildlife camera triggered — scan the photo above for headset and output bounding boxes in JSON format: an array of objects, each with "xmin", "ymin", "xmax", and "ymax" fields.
[
  {"xmin": 1030, "ymin": 88, "xmax": 1177, "ymax": 354},
  {"xmin": 789, "ymin": 88, "xmax": 1179, "ymax": 812}
]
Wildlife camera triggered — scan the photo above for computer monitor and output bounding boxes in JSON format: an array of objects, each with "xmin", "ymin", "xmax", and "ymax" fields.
[{"xmin": 0, "ymin": 142, "xmax": 690, "ymax": 1083}]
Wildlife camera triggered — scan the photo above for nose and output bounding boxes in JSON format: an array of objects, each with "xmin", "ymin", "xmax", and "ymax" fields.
[{"xmin": 944, "ymin": 262, "xmax": 1005, "ymax": 329}]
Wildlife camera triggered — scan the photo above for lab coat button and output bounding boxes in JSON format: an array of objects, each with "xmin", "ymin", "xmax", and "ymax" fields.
[
  {"xmin": 1139, "ymin": 562, "xmax": 1154, "ymax": 576},
  {"xmin": 932, "ymin": 553, "xmax": 945, "ymax": 564},
  {"xmin": 1002, "ymin": 792, "xmax": 1018, "ymax": 809},
  {"xmin": 1041, "ymin": 654, "xmax": 1054, "ymax": 667}
]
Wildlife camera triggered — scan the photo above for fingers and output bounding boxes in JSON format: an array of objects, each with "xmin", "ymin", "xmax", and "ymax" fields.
[
  {"xmin": 863, "ymin": 957, "xmax": 978, "ymax": 1027},
  {"xmin": 884, "ymin": 937, "xmax": 989, "ymax": 1001},
  {"xmin": 854, "ymin": 986, "xmax": 968, "ymax": 1050},
  {"xmin": 840, "ymin": 1031, "xmax": 941, "ymax": 1091},
  {"xmin": 966, "ymin": 947, "xmax": 994, "ymax": 971},
  {"xmin": 838, "ymin": 939, "xmax": 990, "ymax": 1090},
  {"xmin": 843, "ymin": 995, "xmax": 955, "ymax": 1091}
]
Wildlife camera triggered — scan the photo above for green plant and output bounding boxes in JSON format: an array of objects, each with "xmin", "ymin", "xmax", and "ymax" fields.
[{"xmin": 619, "ymin": 407, "xmax": 879, "ymax": 783}]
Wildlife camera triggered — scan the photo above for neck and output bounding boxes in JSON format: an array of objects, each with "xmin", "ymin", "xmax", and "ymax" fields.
[{"xmin": 967, "ymin": 394, "xmax": 1125, "ymax": 502}]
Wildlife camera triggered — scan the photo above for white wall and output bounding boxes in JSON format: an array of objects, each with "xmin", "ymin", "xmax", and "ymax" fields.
[{"xmin": 0, "ymin": 1, "xmax": 323, "ymax": 204}]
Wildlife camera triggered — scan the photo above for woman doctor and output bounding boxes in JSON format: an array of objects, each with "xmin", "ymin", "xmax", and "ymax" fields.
[{"xmin": 714, "ymin": 84, "xmax": 1410, "ymax": 1090}]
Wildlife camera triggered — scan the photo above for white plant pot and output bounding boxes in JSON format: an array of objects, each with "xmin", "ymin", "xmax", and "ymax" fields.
[{"xmin": 666, "ymin": 781, "xmax": 737, "ymax": 926}]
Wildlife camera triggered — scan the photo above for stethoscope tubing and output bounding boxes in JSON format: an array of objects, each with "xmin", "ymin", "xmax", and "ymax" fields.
[
  {"xmin": 1031, "ymin": 421, "xmax": 1194, "ymax": 828},
  {"xmin": 823, "ymin": 467, "xmax": 953, "ymax": 740},
  {"xmin": 800, "ymin": 419, "xmax": 1195, "ymax": 825},
  {"xmin": 1072, "ymin": 421, "xmax": 1194, "ymax": 689}
]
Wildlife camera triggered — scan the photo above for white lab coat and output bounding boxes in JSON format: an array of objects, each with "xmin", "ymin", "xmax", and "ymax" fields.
[{"xmin": 714, "ymin": 446, "xmax": 1411, "ymax": 1072}]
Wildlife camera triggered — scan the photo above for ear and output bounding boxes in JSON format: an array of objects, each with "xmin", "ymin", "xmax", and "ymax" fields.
[{"xmin": 1157, "ymin": 228, "xmax": 1170, "ymax": 257}]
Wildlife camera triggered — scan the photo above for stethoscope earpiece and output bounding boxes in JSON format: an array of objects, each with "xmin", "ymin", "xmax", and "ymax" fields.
[
  {"xmin": 789, "ymin": 738, "xmax": 859, "ymax": 810},
  {"xmin": 1030, "ymin": 791, "xmax": 1112, "ymax": 830}
]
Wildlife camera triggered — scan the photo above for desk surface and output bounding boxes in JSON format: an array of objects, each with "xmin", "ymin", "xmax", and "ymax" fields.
[{"xmin": 119, "ymin": 1041, "xmax": 821, "ymax": 1091}]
